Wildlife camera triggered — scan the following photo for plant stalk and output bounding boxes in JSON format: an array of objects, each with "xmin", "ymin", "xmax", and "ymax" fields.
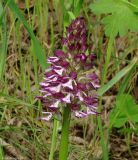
[
  {"xmin": 49, "ymin": 119, "xmax": 59, "ymax": 160},
  {"xmin": 59, "ymin": 106, "xmax": 71, "ymax": 160}
]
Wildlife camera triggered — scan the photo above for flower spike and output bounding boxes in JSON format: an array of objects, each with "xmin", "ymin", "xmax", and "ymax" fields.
[{"xmin": 37, "ymin": 17, "xmax": 100, "ymax": 120}]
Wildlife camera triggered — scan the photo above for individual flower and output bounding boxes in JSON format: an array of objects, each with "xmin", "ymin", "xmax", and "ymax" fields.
[{"xmin": 37, "ymin": 17, "xmax": 100, "ymax": 121}]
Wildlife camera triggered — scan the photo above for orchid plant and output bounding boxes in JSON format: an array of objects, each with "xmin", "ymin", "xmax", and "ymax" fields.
[{"xmin": 37, "ymin": 17, "xmax": 100, "ymax": 160}]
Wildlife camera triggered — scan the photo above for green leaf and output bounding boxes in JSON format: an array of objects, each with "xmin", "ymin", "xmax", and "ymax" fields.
[
  {"xmin": 90, "ymin": 0, "xmax": 122, "ymax": 14},
  {"xmin": 110, "ymin": 94, "xmax": 138, "ymax": 128},
  {"xmin": 90, "ymin": 0, "xmax": 138, "ymax": 36}
]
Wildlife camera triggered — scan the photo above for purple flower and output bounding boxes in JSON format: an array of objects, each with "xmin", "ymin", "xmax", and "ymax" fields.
[{"xmin": 37, "ymin": 17, "xmax": 100, "ymax": 121}]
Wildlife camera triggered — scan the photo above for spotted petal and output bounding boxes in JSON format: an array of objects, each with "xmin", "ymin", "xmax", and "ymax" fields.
[
  {"xmin": 40, "ymin": 112, "xmax": 53, "ymax": 121},
  {"xmin": 62, "ymin": 79, "xmax": 74, "ymax": 90},
  {"xmin": 52, "ymin": 66, "xmax": 65, "ymax": 76},
  {"xmin": 49, "ymin": 101, "xmax": 60, "ymax": 109},
  {"xmin": 62, "ymin": 93, "xmax": 71, "ymax": 103},
  {"xmin": 47, "ymin": 57, "xmax": 59, "ymax": 64},
  {"xmin": 75, "ymin": 111, "xmax": 88, "ymax": 118}
]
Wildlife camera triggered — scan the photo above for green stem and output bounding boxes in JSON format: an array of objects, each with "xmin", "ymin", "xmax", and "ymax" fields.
[
  {"xmin": 49, "ymin": 119, "xmax": 59, "ymax": 160},
  {"xmin": 59, "ymin": 106, "xmax": 71, "ymax": 160}
]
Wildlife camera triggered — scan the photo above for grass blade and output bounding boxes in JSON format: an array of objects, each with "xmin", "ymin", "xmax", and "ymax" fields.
[
  {"xmin": 6, "ymin": 0, "xmax": 47, "ymax": 69},
  {"xmin": 0, "ymin": 2, "xmax": 8, "ymax": 79},
  {"xmin": 98, "ymin": 58, "xmax": 137, "ymax": 96}
]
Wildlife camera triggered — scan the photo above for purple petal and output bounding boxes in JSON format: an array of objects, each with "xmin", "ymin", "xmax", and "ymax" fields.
[
  {"xmin": 59, "ymin": 61, "xmax": 70, "ymax": 68},
  {"xmin": 75, "ymin": 111, "xmax": 88, "ymax": 118},
  {"xmin": 52, "ymin": 66, "xmax": 65, "ymax": 76},
  {"xmin": 67, "ymin": 26, "xmax": 73, "ymax": 33},
  {"xmin": 47, "ymin": 76, "xmax": 58, "ymax": 82},
  {"xmin": 87, "ymin": 108, "xmax": 99, "ymax": 115},
  {"xmin": 49, "ymin": 101, "xmax": 60, "ymax": 109},
  {"xmin": 88, "ymin": 54, "xmax": 96, "ymax": 61},
  {"xmin": 62, "ymin": 79, "xmax": 73, "ymax": 90},
  {"xmin": 47, "ymin": 57, "xmax": 59, "ymax": 64},
  {"xmin": 45, "ymin": 84, "xmax": 61, "ymax": 93},
  {"xmin": 74, "ymin": 53, "xmax": 87, "ymax": 62},
  {"xmin": 84, "ymin": 96, "xmax": 98, "ymax": 106},
  {"xmin": 91, "ymin": 81, "xmax": 100, "ymax": 89},
  {"xmin": 40, "ymin": 82, "xmax": 49, "ymax": 87},
  {"xmin": 86, "ymin": 73, "xmax": 98, "ymax": 79},
  {"xmin": 62, "ymin": 93, "xmax": 71, "ymax": 103},
  {"xmin": 87, "ymin": 103, "xmax": 98, "ymax": 109},
  {"xmin": 86, "ymin": 73, "xmax": 100, "ymax": 89},
  {"xmin": 84, "ymin": 63, "xmax": 94, "ymax": 70},
  {"xmin": 69, "ymin": 71, "xmax": 77, "ymax": 79},
  {"xmin": 75, "ymin": 43, "xmax": 81, "ymax": 51},
  {"xmin": 44, "ymin": 70, "xmax": 57, "ymax": 79},
  {"xmin": 81, "ymin": 44, "xmax": 88, "ymax": 52},
  {"xmin": 36, "ymin": 96, "xmax": 45, "ymax": 101},
  {"xmin": 62, "ymin": 37, "xmax": 68, "ymax": 45},
  {"xmin": 71, "ymin": 103, "xmax": 79, "ymax": 110},
  {"xmin": 76, "ymin": 92, "xmax": 84, "ymax": 101},
  {"xmin": 43, "ymin": 74, "xmax": 58, "ymax": 83},
  {"xmin": 59, "ymin": 76, "xmax": 69, "ymax": 83},
  {"xmin": 77, "ymin": 83, "xmax": 86, "ymax": 91},
  {"xmin": 53, "ymin": 92, "xmax": 65, "ymax": 99},
  {"xmin": 54, "ymin": 50, "xmax": 66, "ymax": 58},
  {"xmin": 49, "ymin": 84, "xmax": 61, "ymax": 92},
  {"xmin": 69, "ymin": 33, "xmax": 75, "ymax": 41},
  {"xmin": 39, "ymin": 90, "xmax": 51, "ymax": 96},
  {"xmin": 68, "ymin": 44, "xmax": 75, "ymax": 51}
]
